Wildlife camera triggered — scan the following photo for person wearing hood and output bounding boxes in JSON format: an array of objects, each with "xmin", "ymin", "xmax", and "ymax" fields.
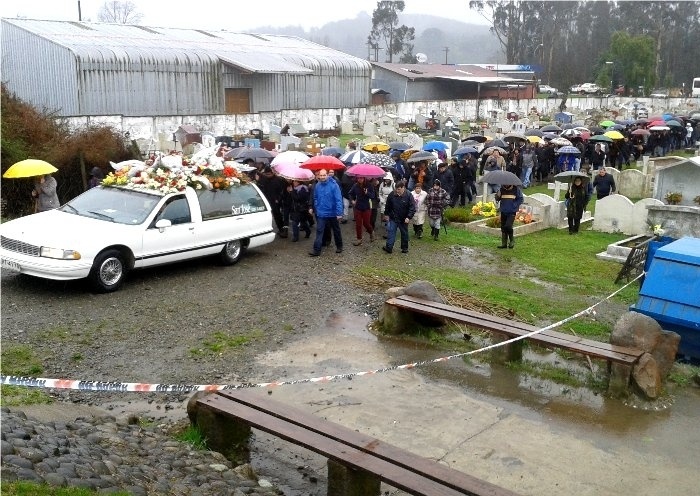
[
  {"xmin": 425, "ymin": 179, "xmax": 450, "ymax": 241},
  {"xmin": 88, "ymin": 166, "xmax": 104, "ymax": 189},
  {"xmin": 410, "ymin": 182, "xmax": 428, "ymax": 238},
  {"xmin": 32, "ymin": 173, "xmax": 60, "ymax": 212},
  {"xmin": 377, "ymin": 172, "xmax": 395, "ymax": 238}
]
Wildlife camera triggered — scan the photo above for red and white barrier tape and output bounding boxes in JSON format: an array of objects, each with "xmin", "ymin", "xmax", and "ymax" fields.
[{"xmin": 1, "ymin": 274, "xmax": 642, "ymax": 393}]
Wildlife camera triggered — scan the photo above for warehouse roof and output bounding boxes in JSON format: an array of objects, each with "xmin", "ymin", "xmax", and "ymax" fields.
[
  {"xmin": 2, "ymin": 18, "xmax": 370, "ymax": 74},
  {"xmin": 372, "ymin": 62, "xmax": 530, "ymax": 84}
]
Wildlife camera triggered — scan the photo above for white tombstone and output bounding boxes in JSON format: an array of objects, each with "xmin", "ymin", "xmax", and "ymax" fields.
[
  {"xmin": 363, "ymin": 122, "xmax": 377, "ymax": 136},
  {"xmin": 340, "ymin": 121, "xmax": 354, "ymax": 134}
]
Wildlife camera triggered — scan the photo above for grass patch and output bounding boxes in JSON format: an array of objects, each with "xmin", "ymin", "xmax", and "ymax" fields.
[
  {"xmin": 355, "ymin": 227, "xmax": 637, "ymax": 341},
  {"xmin": 506, "ymin": 359, "xmax": 607, "ymax": 392},
  {"xmin": 668, "ymin": 363, "xmax": 700, "ymax": 386},
  {"xmin": 1, "ymin": 482, "xmax": 131, "ymax": 496},
  {"xmin": 189, "ymin": 330, "xmax": 264, "ymax": 357},
  {"xmin": 173, "ymin": 424, "xmax": 208, "ymax": 450},
  {"xmin": 1, "ymin": 345, "xmax": 53, "ymax": 406}
]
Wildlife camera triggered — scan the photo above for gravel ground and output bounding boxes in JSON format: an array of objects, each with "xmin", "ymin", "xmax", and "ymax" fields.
[
  {"xmin": 1, "ymin": 222, "xmax": 630, "ymax": 494},
  {"xmin": 0, "ymin": 223, "xmax": 439, "ymax": 494}
]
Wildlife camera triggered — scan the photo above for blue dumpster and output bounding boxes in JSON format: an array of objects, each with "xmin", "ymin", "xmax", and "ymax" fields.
[{"xmin": 630, "ymin": 237, "xmax": 700, "ymax": 360}]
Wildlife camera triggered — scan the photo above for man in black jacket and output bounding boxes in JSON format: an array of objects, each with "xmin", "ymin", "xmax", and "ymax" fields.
[
  {"xmin": 382, "ymin": 181, "xmax": 416, "ymax": 254},
  {"xmin": 592, "ymin": 167, "xmax": 616, "ymax": 199}
]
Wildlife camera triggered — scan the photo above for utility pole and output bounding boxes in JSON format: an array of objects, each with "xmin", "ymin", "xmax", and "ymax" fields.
[
  {"xmin": 443, "ymin": 47, "xmax": 449, "ymax": 65},
  {"xmin": 78, "ymin": 0, "xmax": 82, "ymax": 21}
]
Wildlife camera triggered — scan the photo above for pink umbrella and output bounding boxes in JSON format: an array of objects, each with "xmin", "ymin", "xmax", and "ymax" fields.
[
  {"xmin": 631, "ymin": 129, "xmax": 650, "ymax": 136},
  {"xmin": 272, "ymin": 162, "xmax": 315, "ymax": 182},
  {"xmin": 270, "ymin": 150, "xmax": 309, "ymax": 167},
  {"xmin": 345, "ymin": 163, "xmax": 386, "ymax": 178},
  {"xmin": 299, "ymin": 155, "xmax": 346, "ymax": 171}
]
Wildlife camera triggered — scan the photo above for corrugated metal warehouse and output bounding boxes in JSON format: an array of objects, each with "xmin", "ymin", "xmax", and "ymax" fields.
[
  {"xmin": 0, "ymin": 18, "xmax": 372, "ymax": 117},
  {"xmin": 371, "ymin": 62, "xmax": 533, "ymax": 102}
]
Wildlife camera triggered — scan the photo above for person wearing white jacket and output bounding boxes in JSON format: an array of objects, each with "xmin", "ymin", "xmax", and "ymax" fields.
[
  {"xmin": 378, "ymin": 172, "xmax": 395, "ymax": 238},
  {"xmin": 410, "ymin": 182, "xmax": 428, "ymax": 238}
]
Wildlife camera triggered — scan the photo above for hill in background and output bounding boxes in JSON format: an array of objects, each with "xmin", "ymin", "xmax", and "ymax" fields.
[{"xmin": 246, "ymin": 12, "xmax": 500, "ymax": 64}]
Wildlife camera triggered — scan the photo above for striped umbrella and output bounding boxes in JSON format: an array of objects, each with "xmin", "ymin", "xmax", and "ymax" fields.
[{"xmin": 339, "ymin": 150, "xmax": 369, "ymax": 164}]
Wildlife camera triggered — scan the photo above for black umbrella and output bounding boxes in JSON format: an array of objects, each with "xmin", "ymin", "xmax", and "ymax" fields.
[
  {"xmin": 484, "ymin": 138, "xmax": 508, "ymax": 149},
  {"xmin": 406, "ymin": 151, "xmax": 436, "ymax": 163},
  {"xmin": 388, "ymin": 141, "xmax": 411, "ymax": 151},
  {"xmin": 553, "ymin": 170, "xmax": 589, "ymax": 183},
  {"xmin": 461, "ymin": 139, "xmax": 481, "ymax": 146},
  {"xmin": 463, "ymin": 135, "xmax": 488, "ymax": 143},
  {"xmin": 524, "ymin": 129, "xmax": 544, "ymax": 137},
  {"xmin": 235, "ymin": 148, "xmax": 274, "ymax": 161},
  {"xmin": 589, "ymin": 126, "xmax": 605, "ymax": 135},
  {"xmin": 478, "ymin": 170, "xmax": 522, "ymax": 186},
  {"xmin": 540, "ymin": 124, "xmax": 562, "ymax": 132}
]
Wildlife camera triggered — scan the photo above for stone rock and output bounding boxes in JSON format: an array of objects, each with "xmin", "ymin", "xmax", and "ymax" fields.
[
  {"xmin": 186, "ymin": 391, "xmax": 213, "ymax": 424},
  {"xmin": 385, "ymin": 286, "xmax": 405, "ymax": 299},
  {"xmin": 611, "ymin": 312, "xmax": 662, "ymax": 352},
  {"xmin": 403, "ymin": 281, "xmax": 446, "ymax": 304},
  {"xmin": 651, "ymin": 331, "xmax": 681, "ymax": 378},
  {"xmin": 632, "ymin": 353, "xmax": 662, "ymax": 399}
]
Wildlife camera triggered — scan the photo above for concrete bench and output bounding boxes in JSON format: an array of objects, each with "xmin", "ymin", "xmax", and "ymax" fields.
[{"xmin": 191, "ymin": 389, "xmax": 519, "ymax": 496}]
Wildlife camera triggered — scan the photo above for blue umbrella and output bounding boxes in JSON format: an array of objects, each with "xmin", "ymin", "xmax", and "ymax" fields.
[
  {"xmin": 321, "ymin": 146, "xmax": 344, "ymax": 156},
  {"xmin": 555, "ymin": 145, "xmax": 581, "ymax": 155},
  {"xmin": 455, "ymin": 146, "xmax": 479, "ymax": 155},
  {"xmin": 423, "ymin": 140, "xmax": 448, "ymax": 151}
]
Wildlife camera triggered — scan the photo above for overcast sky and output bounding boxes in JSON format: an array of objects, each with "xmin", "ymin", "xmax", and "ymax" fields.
[{"xmin": 0, "ymin": 0, "xmax": 488, "ymax": 31}]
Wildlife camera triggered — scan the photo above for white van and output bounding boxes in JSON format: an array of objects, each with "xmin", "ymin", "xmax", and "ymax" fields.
[{"xmin": 692, "ymin": 77, "xmax": 700, "ymax": 97}]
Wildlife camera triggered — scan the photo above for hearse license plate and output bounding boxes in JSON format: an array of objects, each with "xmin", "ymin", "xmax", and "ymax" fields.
[{"xmin": 1, "ymin": 259, "xmax": 21, "ymax": 273}]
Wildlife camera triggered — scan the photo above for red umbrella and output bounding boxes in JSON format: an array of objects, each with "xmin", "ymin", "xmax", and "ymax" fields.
[
  {"xmin": 345, "ymin": 163, "xmax": 386, "ymax": 178},
  {"xmin": 648, "ymin": 120, "xmax": 665, "ymax": 127},
  {"xmin": 299, "ymin": 155, "xmax": 346, "ymax": 171}
]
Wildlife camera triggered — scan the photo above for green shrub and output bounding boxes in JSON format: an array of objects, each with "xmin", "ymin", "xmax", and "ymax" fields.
[{"xmin": 444, "ymin": 207, "xmax": 475, "ymax": 223}]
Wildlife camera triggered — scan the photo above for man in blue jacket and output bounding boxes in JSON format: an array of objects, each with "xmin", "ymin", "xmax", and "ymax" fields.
[{"xmin": 309, "ymin": 169, "xmax": 344, "ymax": 256}]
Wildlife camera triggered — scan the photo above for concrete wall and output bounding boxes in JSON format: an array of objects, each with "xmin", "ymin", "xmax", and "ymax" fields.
[{"xmin": 62, "ymin": 96, "xmax": 700, "ymax": 154}]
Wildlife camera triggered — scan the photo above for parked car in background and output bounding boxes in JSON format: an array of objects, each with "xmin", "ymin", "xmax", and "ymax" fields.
[
  {"xmin": 569, "ymin": 83, "xmax": 582, "ymax": 93},
  {"xmin": 538, "ymin": 84, "xmax": 560, "ymax": 95},
  {"xmin": 650, "ymin": 88, "xmax": 669, "ymax": 98},
  {"xmin": 578, "ymin": 83, "xmax": 602, "ymax": 94},
  {"xmin": 0, "ymin": 179, "xmax": 275, "ymax": 292}
]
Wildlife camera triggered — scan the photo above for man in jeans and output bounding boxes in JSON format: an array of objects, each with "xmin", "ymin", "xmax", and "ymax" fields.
[
  {"xmin": 382, "ymin": 180, "xmax": 416, "ymax": 254},
  {"xmin": 308, "ymin": 169, "xmax": 344, "ymax": 257},
  {"xmin": 520, "ymin": 143, "xmax": 538, "ymax": 188}
]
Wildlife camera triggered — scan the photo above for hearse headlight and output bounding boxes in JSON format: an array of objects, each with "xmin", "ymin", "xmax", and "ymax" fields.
[{"xmin": 40, "ymin": 247, "xmax": 82, "ymax": 260}]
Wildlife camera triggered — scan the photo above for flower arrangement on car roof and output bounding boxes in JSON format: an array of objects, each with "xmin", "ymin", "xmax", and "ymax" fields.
[{"xmin": 101, "ymin": 159, "xmax": 249, "ymax": 194}]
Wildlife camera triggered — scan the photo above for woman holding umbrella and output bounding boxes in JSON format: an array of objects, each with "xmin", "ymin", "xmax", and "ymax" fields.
[
  {"xmin": 495, "ymin": 182, "xmax": 523, "ymax": 249},
  {"xmin": 32, "ymin": 174, "xmax": 60, "ymax": 212},
  {"xmin": 566, "ymin": 177, "xmax": 591, "ymax": 235},
  {"xmin": 348, "ymin": 176, "xmax": 376, "ymax": 245}
]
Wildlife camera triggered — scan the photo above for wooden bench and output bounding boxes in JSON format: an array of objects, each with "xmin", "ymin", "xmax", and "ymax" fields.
[
  {"xmin": 192, "ymin": 389, "xmax": 519, "ymax": 496},
  {"xmin": 385, "ymin": 295, "xmax": 644, "ymax": 394}
]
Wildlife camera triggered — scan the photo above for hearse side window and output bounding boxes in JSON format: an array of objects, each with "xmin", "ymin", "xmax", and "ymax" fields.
[
  {"xmin": 198, "ymin": 185, "xmax": 267, "ymax": 220},
  {"xmin": 151, "ymin": 195, "xmax": 191, "ymax": 226}
]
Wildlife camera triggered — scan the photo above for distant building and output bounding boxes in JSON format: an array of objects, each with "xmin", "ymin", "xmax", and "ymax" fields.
[
  {"xmin": 371, "ymin": 62, "xmax": 534, "ymax": 102},
  {"xmin": 1, "ymin": 18, "xmax": 371, "ymax": 117}
]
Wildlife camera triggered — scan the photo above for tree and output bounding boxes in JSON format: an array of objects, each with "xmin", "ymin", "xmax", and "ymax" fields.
[
  {"xmin": 97, "ymin": 1, "xmax": 143, "ymax": 24},
  {"xmin": 596, "ymin": 32, "xmax": 655, "ymax": 97},
  {"xmin": 367, "ymin": 1, "xmax": 415, "ymax": 63}
]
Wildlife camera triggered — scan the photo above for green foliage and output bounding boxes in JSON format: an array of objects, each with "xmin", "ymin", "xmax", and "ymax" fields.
[
  {"xmin": 1, "ymin": 345, "xmax": 43, "ymax": 376},
  {"xmin": 444, "ymin": 206, "xmax": 476, "ymax": 223},
  {"xmin": 667, "ymin": 363, "xmax": 700, "ymax": 386},
  {"xmin": 174, "ymin": 424, "xmax": 208, "ymax": 450},
  {"xmin": 1, "ymin": 482, "xmax": 131, "ymax": 496},
  {"xmin": 597, "ymin": 31, "xmax": 656, "ymax": 95},
  {"xmin": 368, "ymin": 1, "xmax": 415, "ymax": 63},
  {"xmin": 1, "ymin": 85, "xmax": 137, "ymax": 218},
  {"xmin": 189, "ymin": 330, "xmax": 263, "ymax": 356}
]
